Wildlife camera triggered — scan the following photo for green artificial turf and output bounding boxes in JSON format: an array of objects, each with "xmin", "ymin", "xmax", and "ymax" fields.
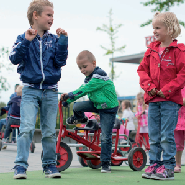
[{"xmin": 0, "ymin": 166, "xmax": 185, "ymax": 185}]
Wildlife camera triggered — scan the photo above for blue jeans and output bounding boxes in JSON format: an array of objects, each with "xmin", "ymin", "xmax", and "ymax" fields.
[
  {"xmin": 148, "ymin": 101, "xmax": 180, "ymax": 170},
  {"xmin": 73, "ymin": 101, "xmax": 116, "ymax": 162},
  {"xmin": 15, "ymin": 86, "xmax": 58, "ymax": 169}
]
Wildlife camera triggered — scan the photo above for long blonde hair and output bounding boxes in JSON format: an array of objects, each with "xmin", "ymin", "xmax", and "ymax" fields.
[{"xmin": 136, "ymin": 92, "xmax": 147, "ymax": 112}]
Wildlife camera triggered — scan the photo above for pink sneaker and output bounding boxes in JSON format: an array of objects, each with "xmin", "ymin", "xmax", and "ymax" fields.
[
  {"xmin": 151, "ymin": 165, "xmax": 174, "ymax": 180},
  {"xmin": 174, "ymin": 165, "xmax": 181, "ymax": 173},
  {"xmin": 142, "ymin": 163, "xmax": 158, "ymax": 179}
]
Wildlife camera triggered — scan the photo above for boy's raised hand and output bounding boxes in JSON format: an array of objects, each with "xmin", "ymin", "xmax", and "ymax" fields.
[
  {"xmin": 56, "ymin": 28, "xmax": 68, "ymax": 37},
  {"xmin": 25, "ymin": 29, "xmax": 37, "ymax": 41}
]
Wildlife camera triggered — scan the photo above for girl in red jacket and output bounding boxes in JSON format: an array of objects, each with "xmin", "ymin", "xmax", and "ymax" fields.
[
  {"xmin": 137, "ymin": 12, "xmax": 185, "ymax": 180},
  {"xmin": 174, "ymin": 86, "xmax": 185, "ymax": 173}
]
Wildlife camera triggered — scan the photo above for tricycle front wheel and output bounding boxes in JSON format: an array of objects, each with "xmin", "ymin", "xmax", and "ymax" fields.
[
  {"xmin": 41, "ymin": 142, "xmax": 73, "ymax": 172},
  {"xmin": 56, "ymin": 142, "xmax": 73, "ymax": 172}
]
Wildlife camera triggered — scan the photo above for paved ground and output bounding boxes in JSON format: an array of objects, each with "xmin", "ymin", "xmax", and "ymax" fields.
[
  {"xmin": 0, "ymin": 142, "xmax": 185, "ymax": 173},
  {"xmin": 0, "ymin": 143, "xmax": 82, "ymax": 173}
]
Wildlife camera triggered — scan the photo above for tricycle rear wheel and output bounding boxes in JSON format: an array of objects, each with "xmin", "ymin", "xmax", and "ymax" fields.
[
  {"xmin": 78, "ymin": 156, "xmax": 88, "ymax": 167},
  {"xmin": 128, "ymin": 147, "xmax": 147, "ymax": 171},
  {"xmin": 111, "ymin": 150, "xmax": 123, "ymax": 166},
  {"xmin": 78, "ymin": 148, "xmax": 88, "ymax": 167},
  {"xmin": 87, "ymin": 159, "xmax": 101, "ymax": 169}
]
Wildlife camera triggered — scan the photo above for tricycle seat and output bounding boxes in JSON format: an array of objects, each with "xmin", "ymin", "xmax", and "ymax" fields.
[{"xmin": 11, "ymin": 125, "xmax": 20, "ymax": 128}]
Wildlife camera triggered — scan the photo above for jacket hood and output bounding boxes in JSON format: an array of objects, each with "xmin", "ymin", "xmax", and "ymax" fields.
[{"xmin": 84, "ymin": 66, "xmax": 107, "ymax": 83}]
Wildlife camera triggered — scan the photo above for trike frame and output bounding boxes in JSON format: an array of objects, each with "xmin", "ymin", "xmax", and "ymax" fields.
[{"xmin": 55, "ymin": 101, "xmax": 147, "ymax": 172}]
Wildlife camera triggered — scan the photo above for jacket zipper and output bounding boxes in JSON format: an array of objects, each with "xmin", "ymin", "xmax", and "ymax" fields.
[
  {"xmin": 39, "ymin": 40, "xmax": 45, "ymax": 89},
  {"xmin": 149, "ymin": 46, "xmax": 168, "ymax": 89}
]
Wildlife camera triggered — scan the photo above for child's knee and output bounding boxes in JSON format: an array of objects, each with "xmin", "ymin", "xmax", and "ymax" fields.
[{"xmin": 73, "ymin": 102, "xmax": 80, "ymax": 112}]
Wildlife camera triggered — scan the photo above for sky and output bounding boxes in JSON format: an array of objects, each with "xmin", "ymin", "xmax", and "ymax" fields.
[{"xmin": 0, "ymin": 0, "xmax": 185, "ymax": 104}]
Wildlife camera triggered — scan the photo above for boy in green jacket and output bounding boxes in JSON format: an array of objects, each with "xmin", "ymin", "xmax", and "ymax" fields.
[{"xmin": 61, "ymin": 50, "xmax": 119, "ymax": 173}]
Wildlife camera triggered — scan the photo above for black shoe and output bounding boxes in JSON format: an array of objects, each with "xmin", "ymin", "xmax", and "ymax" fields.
[
  {"xmin": 101, "ymin": 161, "xmax": 111, "ymax": 173},
  {"xmin": 66, "ymin": 116, "xmax": 88, "ymax": 125},
  {"xmin": 80, "ymin": 116, "xmax": 88, "ymax": 123},
  {"xmin": 66, "ymin": 116, "xmax": 78, "ymax": 125}
]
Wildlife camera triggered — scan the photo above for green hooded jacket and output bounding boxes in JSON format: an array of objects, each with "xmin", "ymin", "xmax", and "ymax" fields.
[{"xmin": 66, "ymin": 67, "xmax": 119, "ymax": 110}]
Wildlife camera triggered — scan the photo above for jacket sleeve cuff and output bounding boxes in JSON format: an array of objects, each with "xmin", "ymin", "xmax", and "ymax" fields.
[
  {"xmin": 58, "ymin": 35, "xmax": 68, "ymax": 48},
  {"xmin": 161, "ymin": 88, "xmax": 171, "ymax": 99},
  {"xmin": 68, "ymin": 92, "xmax": 74, "ymax": 99},
  {"xmin": 146, "ymin": 83, "xmax": 156, "ymax": 93},
  {"xmin": 62, "ymin": 101, "xmax": 69, "ymax": 107}
]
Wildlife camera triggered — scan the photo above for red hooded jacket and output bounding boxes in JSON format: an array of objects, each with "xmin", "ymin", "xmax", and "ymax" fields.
[{"xmin": 137, "ymin": 40, "xmax": 185, "ymax": 105}]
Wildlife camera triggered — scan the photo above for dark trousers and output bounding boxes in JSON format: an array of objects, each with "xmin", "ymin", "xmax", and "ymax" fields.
[
  {"xmin": 4, "ymin": 117, "xmax": 20, "ymax": 142},
  {"xmin": 73, "ymin": 101, "xmax": 116, "ymax": 162}
]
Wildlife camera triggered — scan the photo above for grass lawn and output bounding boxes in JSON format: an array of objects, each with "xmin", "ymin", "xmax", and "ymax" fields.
[{"xmin": 0, "ymin": 166, "xmax": 184, "ymax": 185}]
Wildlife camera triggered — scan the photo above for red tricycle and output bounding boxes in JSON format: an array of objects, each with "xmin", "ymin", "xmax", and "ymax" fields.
[{"xmin": 53, "ymin": 101, "xmax": 147, "ymax": 172}]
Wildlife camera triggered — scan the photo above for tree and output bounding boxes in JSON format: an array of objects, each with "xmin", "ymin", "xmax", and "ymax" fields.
[
  {"xmin": 96, "ymin": 9, "xmax": 126, "ymax": 81},
  {"xmin": 140, "ymin": 0, "xmax": 185, "ymax": 27},
  {"xmin": 0, "ymin": 47, "xmax": 12, "ymax": 95}
]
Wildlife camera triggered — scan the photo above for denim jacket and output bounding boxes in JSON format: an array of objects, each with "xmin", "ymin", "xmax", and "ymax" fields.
[{"xmin": 9, "ymin": 31, "xmax": 68, "ymax": 89}]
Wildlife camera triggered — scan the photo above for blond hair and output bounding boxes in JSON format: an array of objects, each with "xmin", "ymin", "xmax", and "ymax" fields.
[
  {"xmin": 27, "ymin": 0, "xmax": 53, "ymax": 26},
  {"xmin": 76, "ymin": 50, "xmax": 96, "ymax": 63},
  {"xmin": 16, "ymin": 86, "xmax": 23, "ymax": 96},
  {"xmin": 136, "ymin": 92, "xmax": 147, "ymax": 112},
  {"xmin": 153, "ymin": 12, "xmax": 181, "ymax": 39}
]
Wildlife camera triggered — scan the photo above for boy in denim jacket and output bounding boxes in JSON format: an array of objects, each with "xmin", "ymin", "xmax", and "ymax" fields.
[{"xmin": 9, "ymin": 0, "xmax": 68, "ymax": 179}]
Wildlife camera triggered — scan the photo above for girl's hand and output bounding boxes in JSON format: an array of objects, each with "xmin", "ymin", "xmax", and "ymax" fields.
[
  {"xmin": 157, "ymin": 90, "xmax": 165, "ymax": 98},
  {"xmin": 25, "ymin": 29, "xmax": 37, "ymax": 41},
  {"xmin": 148, "ymin": 88, "xmax": 156, "ymax": 96},
  {"xmin": 56, "ymin": 28, "xmax": 68, "ymax": 37}
]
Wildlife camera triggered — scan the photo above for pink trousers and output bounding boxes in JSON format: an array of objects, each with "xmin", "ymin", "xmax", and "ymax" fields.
[{"xmin": 174, "ymin": 130, "xmax": 185, "ymax": 151}]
